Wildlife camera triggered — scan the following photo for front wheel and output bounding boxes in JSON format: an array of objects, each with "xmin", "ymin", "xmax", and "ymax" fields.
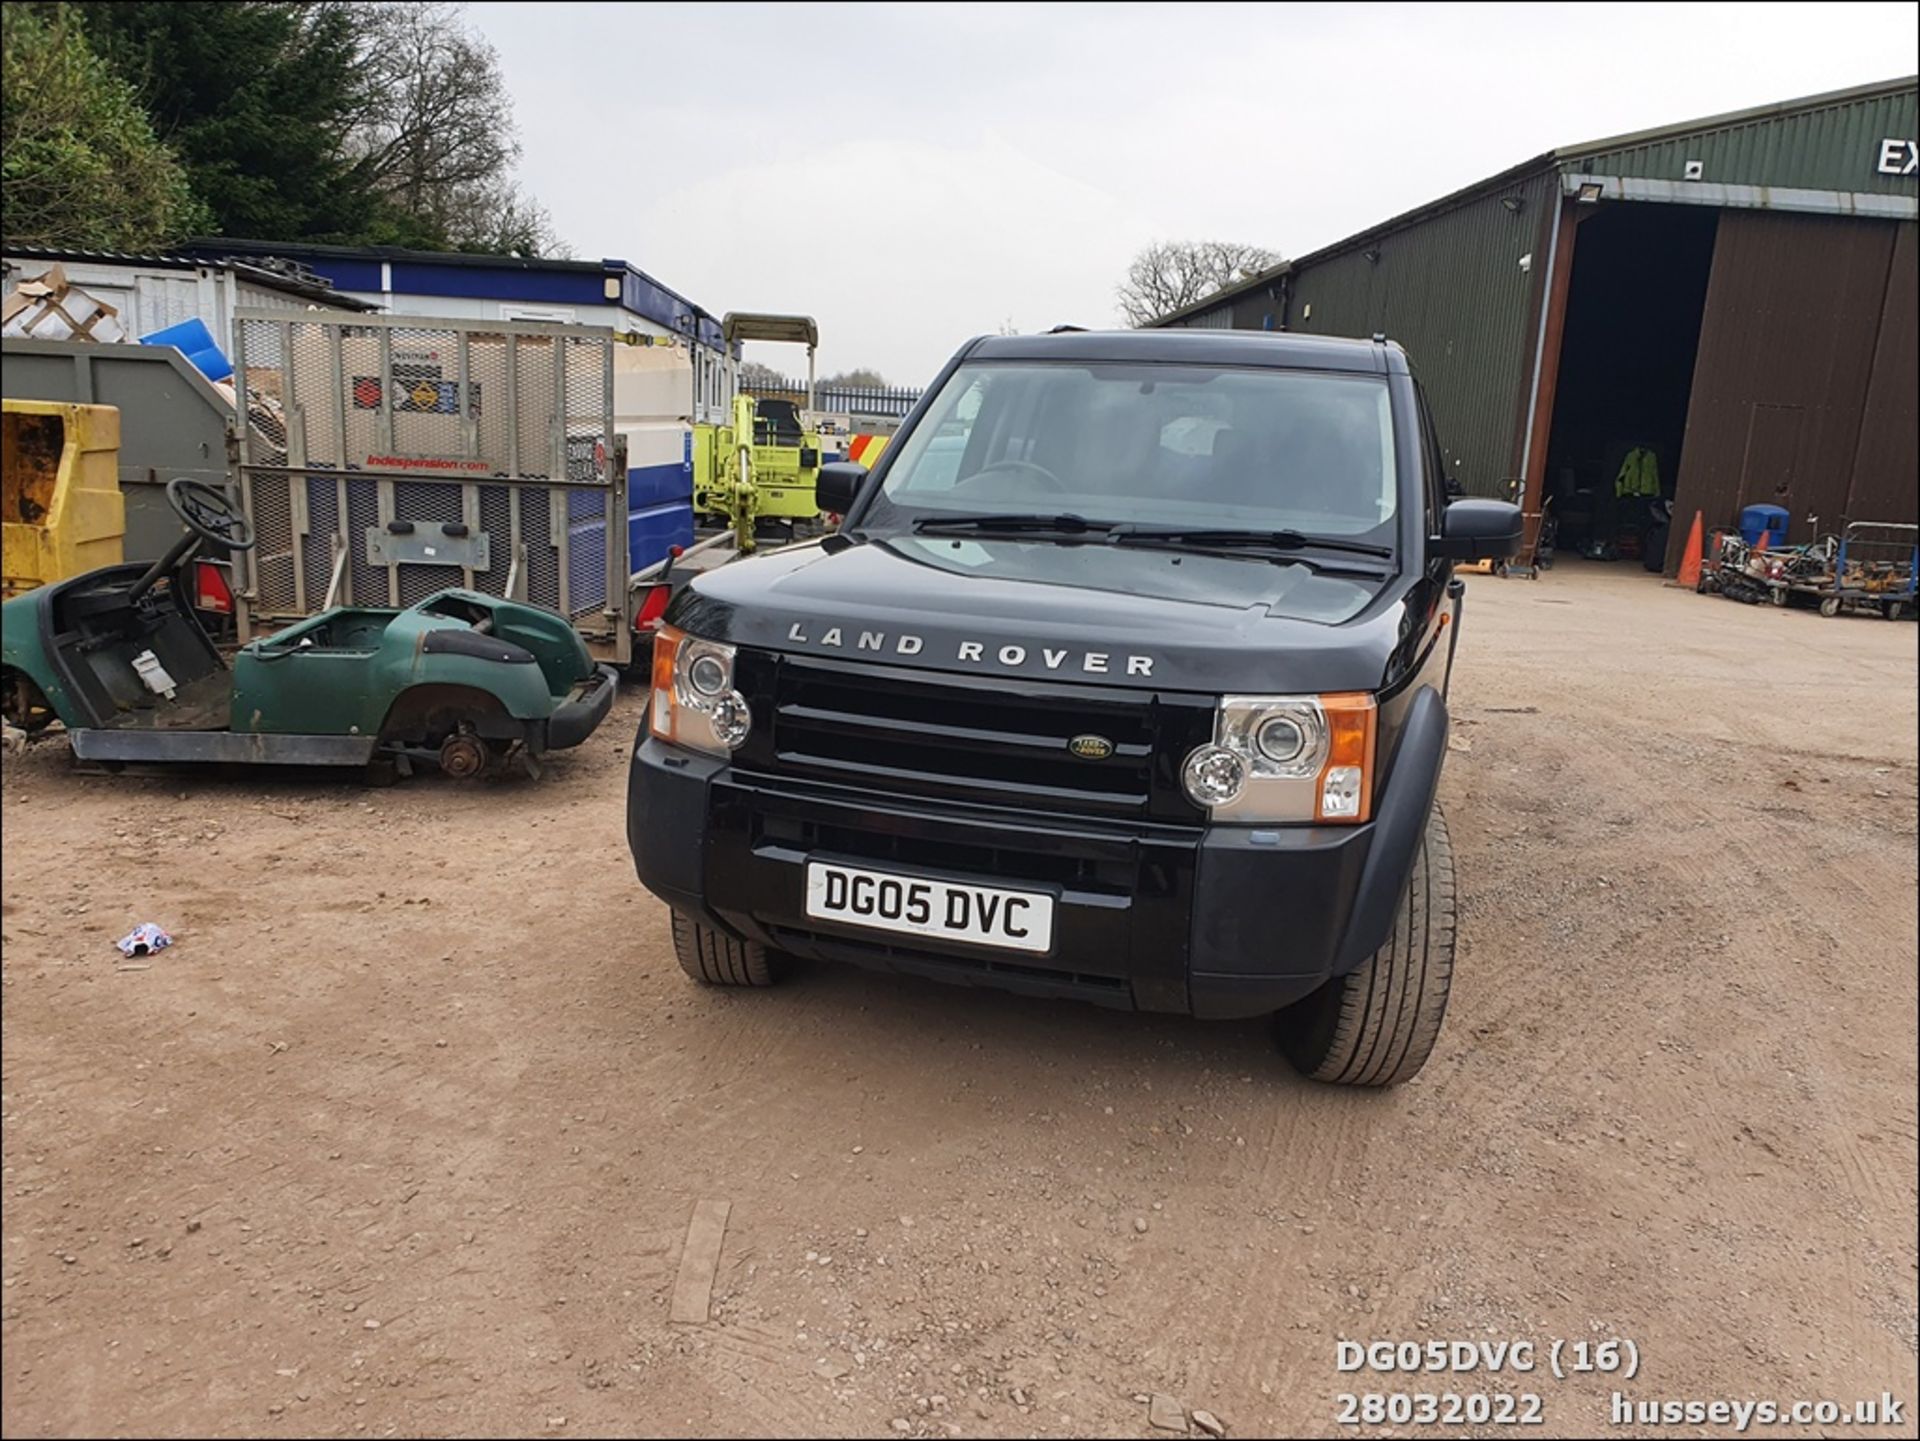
[
  {"xmin": 1276, "ymin": 808, "xmax": 1456, "ymax": 1087},
  {"xmin": 1819, "ymin": 596, "xmax": 1842, "ymax": 619},
  {"xmin": 671, "ymin": 911, "xmax": 784, "ymax": 987}
]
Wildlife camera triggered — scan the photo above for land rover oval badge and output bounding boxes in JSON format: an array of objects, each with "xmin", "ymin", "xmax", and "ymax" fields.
[{"xmin": 1068, "ymin": 734, "xmax": 1115, "ymax": 761}]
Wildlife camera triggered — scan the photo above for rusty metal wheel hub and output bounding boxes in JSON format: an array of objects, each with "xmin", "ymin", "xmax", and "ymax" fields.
[{"xmin": 438, "ymin": 732, "xmax": 488, "ymax": 779}]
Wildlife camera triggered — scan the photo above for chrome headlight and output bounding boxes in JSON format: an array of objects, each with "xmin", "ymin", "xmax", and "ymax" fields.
[
  {"xmin": 649, "ymin": 625, "xmax": 751, "ymax": 754},
  {"xmin": 1182, "ymin": 693, "xmax": 1376, "ymax": 823}
]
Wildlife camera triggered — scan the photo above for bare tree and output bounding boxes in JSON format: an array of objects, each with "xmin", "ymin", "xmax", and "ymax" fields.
[
  {"xmin": 737, "ymin": 360, "xmax": 788, "ymax": 389},
  {"xmin": 821, "ymin": 368, "xmax": 886, "ymax": 389},
  {"xmin": 1115, "ymin": 240, "xmax": 1281, "ymax": 327},
  {"xmin": 441, "ymin": 176, "xmax": 568, "ymax": 258},
  {"xmin": 343, "ymin": 2, "xmax": 566, "ymax": 255}
]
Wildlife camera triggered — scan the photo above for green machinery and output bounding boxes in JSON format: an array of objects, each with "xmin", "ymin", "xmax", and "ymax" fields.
[
  {"xmin": 1, "ymin": 478, "xmax": 615, "ymax": 779},
  {"xmin": 693, "ymin": 313, "xmax": 824, "ymax": 551}
]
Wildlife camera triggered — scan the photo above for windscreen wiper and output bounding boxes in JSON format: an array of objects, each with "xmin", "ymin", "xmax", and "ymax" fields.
[
  {"xmin": 911, "ymin": 512, "xmax": 1120, "ymax": 537},
  {"xmin": 1109, "ymin": 525, "xmax": 1394, "ymax": 559}
]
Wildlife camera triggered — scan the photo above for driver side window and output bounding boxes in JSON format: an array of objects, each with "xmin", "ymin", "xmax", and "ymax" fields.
[
  {"xmin": 910, "ymin": 377, "xmax": 987, "ymax": 491},
  {"xmin": 952, "ymin": 372, "xmax": 1048, "ymax": 489}
]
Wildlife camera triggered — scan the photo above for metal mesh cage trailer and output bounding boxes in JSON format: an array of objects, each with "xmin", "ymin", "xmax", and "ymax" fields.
[{"xmin": 231, "ymin": 310, "xmax": 634, "ymax": 663}]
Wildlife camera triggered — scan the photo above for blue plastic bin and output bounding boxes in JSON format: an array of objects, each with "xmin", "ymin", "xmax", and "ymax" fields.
[
  {"xmin": 1739, "ymin": 504, "xmax": 1789, "ymax": 548},
  {"xmin": 138, "ymin": 318, "xmax": 232, "ymax": 383}
]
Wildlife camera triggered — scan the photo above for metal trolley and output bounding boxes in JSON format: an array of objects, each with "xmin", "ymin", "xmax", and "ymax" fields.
[
  {"xmin": 1784, "ymin": 521, "xmax": 1918, "ymax": 620},
  {"xmin": 1494, "ymin": 499, "xmax": 1554, "ymax": 581}
]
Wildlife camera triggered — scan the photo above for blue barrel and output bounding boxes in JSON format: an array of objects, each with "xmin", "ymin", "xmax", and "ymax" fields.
[
  {"xmin": 1740, "ymin": 504, "xmax": 1789, "ymax": 547},
  {"xmin": 138, "ymin": 317, "xmax": 233, "ymax": 383}
]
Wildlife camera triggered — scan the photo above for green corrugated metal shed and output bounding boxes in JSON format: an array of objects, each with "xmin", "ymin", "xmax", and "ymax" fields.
[
  {"xmin": 1151, "ymin": 75, "xmax": 1920, "ymax": 500},
  {"xmin": 1286, "ymin": 165, "xmax": 1561, "ymax": 494},
  {"xmin": 1567, "ymin": 79, "xmax": 1917, "ymax": 196}
]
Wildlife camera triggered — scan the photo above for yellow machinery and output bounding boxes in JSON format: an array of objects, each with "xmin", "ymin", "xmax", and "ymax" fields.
[
  {"xmin": 2, "ymin": 400, "xmax": 124, "ymax": 597},
  {"xmin": 693, "ymin": 313, "xmax": 823, "ymax": 551}
]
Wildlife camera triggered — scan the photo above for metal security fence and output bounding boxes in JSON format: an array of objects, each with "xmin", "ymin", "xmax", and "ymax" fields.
[
  {"xmin": 741, "ymin": 377, "xmax": 922, "ymax": 420},
  {"xmin": 231, "ymin": 310, "xmax": 635, "ymax": 663}
]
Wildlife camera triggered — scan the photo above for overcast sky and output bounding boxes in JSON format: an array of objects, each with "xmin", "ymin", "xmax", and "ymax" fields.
[{"xmin": 470, "ymin": 1, "xmax": 1916, "ymax": 384}]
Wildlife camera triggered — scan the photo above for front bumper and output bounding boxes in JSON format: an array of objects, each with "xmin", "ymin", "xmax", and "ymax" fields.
[
  {"xmin": 548, "ymin": 665, "xmax": 618, "ymax": 750},
  {"xmin": 628, "ymin": 733, "xmax": 1419, "ymax": 1020}
]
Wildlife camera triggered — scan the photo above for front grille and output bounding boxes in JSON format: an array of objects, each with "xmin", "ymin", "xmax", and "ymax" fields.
[
  {"xmin": 755, "ymin": 809, "xmax": 1137, "ymax": 892},
  {"xmin": 741, "ymin": 654, "xmax": 1210, "ymax": 823},
  {"xmin": 766, "ymin": 924, "xmax": 1134, "ymax": 1003}
]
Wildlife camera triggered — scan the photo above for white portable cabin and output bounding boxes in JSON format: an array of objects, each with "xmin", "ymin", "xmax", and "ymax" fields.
[
  {"xmin": 614, "ymin": 339, "xmax": 698, "ymax": 547},
  {"xmin": 0, "ymin": 248, "xmax": 375, "ymax": 356}
]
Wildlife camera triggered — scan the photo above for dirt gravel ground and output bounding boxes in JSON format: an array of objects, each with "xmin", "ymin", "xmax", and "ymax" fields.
[{"xmin": 3, "ymin": 562, "xmax": 1916, "ymax": 1439}]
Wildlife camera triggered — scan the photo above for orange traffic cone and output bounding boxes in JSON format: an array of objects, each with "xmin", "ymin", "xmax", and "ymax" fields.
[
  {"xmin": 1674, "ymin": 510, "xmax": 1705, "ymax": 589},
  {"xmin": 1753, "ymin": 528, "xmax": 1770, "ymax": 554}
]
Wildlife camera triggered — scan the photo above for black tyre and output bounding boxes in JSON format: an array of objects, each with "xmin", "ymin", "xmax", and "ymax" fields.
[
  {"xmin": 1276, "ymin": 808, "xmax": 1456, "ymax": 1087},
  {"xmin": 671, "ymin": 911, "xmax": 782, "ymax": 987}
]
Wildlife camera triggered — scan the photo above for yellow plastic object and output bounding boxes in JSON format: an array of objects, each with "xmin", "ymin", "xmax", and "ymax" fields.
[{"xmin": 1, "ymin": 401, "xmax": 125, "ymax": 597}]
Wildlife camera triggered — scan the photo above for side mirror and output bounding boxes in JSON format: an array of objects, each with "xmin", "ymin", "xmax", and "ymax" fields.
[
  {"xmin": 816, "ymin": 461, "xmax": 870, "ymax": 516},
  {"xmin": 1430, "ymin": 498, "xmax": 1522, "ymax": 561}
]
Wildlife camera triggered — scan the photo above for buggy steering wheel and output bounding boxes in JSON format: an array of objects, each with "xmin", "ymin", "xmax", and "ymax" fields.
[{"xmin": 166, "ymin": 477, "xmax": 255, "ymax": 551}]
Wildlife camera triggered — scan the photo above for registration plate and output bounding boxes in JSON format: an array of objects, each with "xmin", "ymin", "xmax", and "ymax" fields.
[{"xmin": 803, "ymin": 862, "xmax": 1054, "ymax": 954}]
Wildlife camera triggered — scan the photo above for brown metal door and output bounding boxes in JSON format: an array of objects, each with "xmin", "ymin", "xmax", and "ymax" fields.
[
  {"xmin": 1666, "ymin": 210, "xmax": 1897, "ymax": 569},
  {"xmin": 1737, "ymin": 403, "xmax": 1804, "ymax": 514},
  {"xmin": 1845, "ymin": 221, "xmax": 1919, "ymax": 524}
]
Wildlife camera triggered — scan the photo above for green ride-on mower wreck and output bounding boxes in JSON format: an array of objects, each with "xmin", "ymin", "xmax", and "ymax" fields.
[{"xmin": 0, "ymin": 478, "xmax": 616, "ymax": 781}]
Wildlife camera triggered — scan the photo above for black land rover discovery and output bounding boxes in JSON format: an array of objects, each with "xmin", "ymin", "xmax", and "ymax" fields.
[{"xmin": 628, "ymin": 329, "xmax": 1519, "ymax": 1085}]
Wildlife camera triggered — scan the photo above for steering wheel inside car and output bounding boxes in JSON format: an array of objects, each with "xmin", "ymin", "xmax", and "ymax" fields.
[
  {"xmin": 166, "ymin": 477, "xmax": 256, "ymax": 551},
  {"xmin": 962, "ymin": 459, "xmax": 1066, "ymax": 493}
]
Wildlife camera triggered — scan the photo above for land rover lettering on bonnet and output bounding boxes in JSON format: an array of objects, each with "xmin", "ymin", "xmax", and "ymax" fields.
[
  {"xmin": 628, "ymin": 328, "xmax": 1519, "ymax": 1086},
  {"xmin": 782, "ymin": 621, "xmax": 1154, "ymax": 676}
]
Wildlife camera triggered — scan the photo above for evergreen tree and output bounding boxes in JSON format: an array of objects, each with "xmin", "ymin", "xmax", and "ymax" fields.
[
  {"xmin": 77, "ymin": 1, "xmax": 399, "ymax": 242},
  {"xmin": 6, "ymin": 1, "xmax": 564, "ymax": 255}
]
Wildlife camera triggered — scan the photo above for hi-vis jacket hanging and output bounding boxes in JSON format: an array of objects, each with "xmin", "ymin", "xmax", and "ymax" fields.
[{"xmin": 1614, "ymin": 446, "xmax": 1660, "ymax": 498}]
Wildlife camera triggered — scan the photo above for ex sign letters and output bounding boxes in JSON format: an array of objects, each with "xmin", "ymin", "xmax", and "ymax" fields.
[{"xmin": 1877, "ymin": 138, "xmax": 1919, "ymax": 176}]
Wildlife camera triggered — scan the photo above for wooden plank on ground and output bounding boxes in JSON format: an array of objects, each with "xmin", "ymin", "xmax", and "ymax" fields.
[{"xmin": 668, "ymin": 1199, "xmax": 731, "ymax": 1325}]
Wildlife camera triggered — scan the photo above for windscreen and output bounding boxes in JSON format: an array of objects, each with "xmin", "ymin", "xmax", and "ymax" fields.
[{"xmin": 864, "ymin": 362, "xmax": 1398, "ymax": 543}]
